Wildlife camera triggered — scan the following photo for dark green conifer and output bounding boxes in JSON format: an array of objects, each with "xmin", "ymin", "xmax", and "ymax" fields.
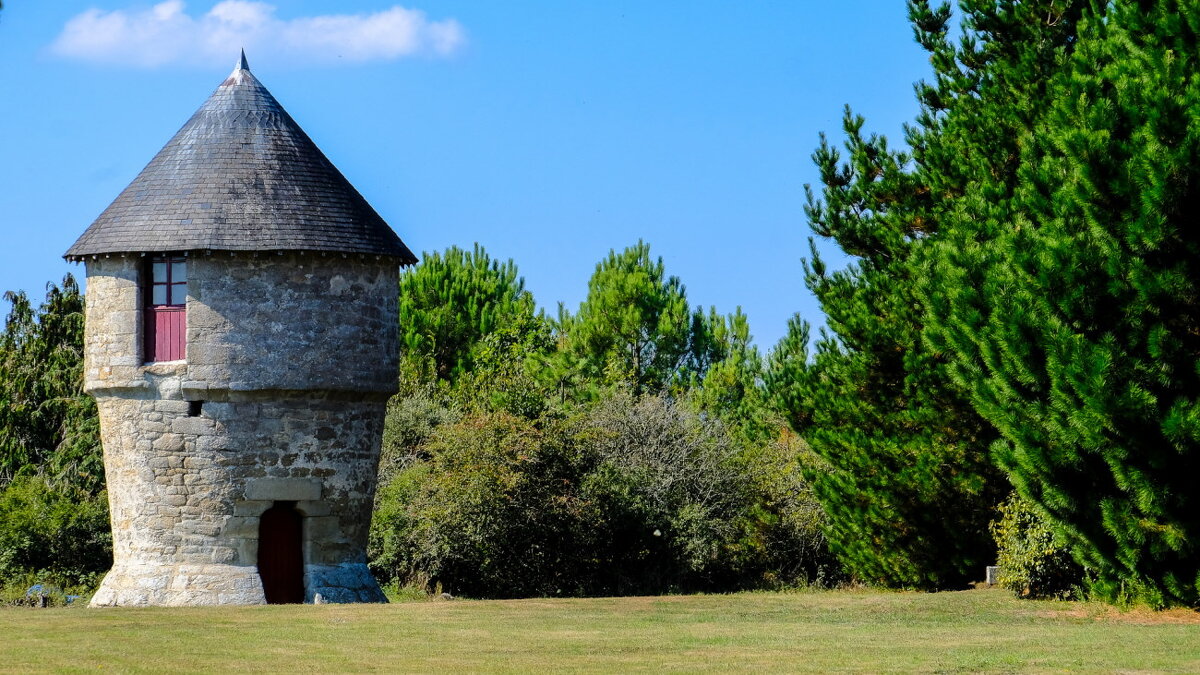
[
  {"xmin": 398, "ymin": 244, "xmax": 537, "ymax": 383},
  {"xmin": 927, "ymin": 0, "xmax": 1200, "ymax": 606},
  {"xmin": 770, "ymin": 0, "xmax": 1088, "ymax": 587},
  {"xmin": 558, "ymin": 241, "xmax": 718, "ymax": 397}
]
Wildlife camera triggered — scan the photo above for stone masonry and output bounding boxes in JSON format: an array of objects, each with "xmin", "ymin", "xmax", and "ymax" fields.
[{"xmin": 85, "ymin": 252, "xmax": 398, "ymax": 606}]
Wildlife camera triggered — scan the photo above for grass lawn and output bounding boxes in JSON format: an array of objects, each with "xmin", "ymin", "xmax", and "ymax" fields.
[{"xmin": 2, "ymin": 588, "xmax": 1198, "ymax": 673}]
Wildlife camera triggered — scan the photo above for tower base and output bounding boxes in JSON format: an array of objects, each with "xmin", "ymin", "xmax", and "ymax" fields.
[
  {"xmin": 89, "ymin": 562, "xmax": 386, "ymax": 606},
  {"xmin": 89, "ymin": 563, "xmax": 266, "ymax": 607}
]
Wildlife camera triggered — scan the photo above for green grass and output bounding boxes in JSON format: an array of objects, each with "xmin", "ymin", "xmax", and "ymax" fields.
[{"xmin": 2, "ymin": 588, "xmax": 1198, "ymax": 673}]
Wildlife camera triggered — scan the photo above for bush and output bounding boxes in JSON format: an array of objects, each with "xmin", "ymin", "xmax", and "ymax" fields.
[
  {"xmin": 371, "ymin": 411, "xmax": 599, "ymax": 597},
  {"xmin": 0, "ymin": 475, "xmax": 111, "ymax": 585},
  {"xmin": 736, "ymin": 428, "xmax": 842, "ymax": 588},
  {"xmin": 0, "ymin": 570, "xmax": 100, "ymax": 607},
  {"xmin": 990, "ymin": 493, "xmax": 1083, "ymax": 599},
  {"xmin": 379, "ymin": 386, "xmax": 457, "ymax": 484},
  {"xmin": 369, "ymin": 391, "xmax": 839, "ymax": 597},
  {"xmin": 581, "ymin": 390, "xmax": 788, "ymax": 591}
]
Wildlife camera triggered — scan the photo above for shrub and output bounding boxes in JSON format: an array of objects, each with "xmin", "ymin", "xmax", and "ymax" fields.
[
  {"xmin": 369, "ymin": 391, "xmax": 839, "ymax": 597},
  {"xmin": 990, "ymin": 493, "xmax": 1083, "ymax": 599},
  {"xmin": 580, "ymin": 390, "xmax": 754, "ymax": 590},
  {"xmin": 0, "ymin": 475, "xmax": 111, "ymax": 585},
  {"xmin": 379, "ymin": 387, "xmax": 457, "ymax": 483},
  {"xmin": 371, "ymin": 411, "xmax": 598, "ymax": 597},
  {"xmin": 736, "ymin": 427, "xmax": 842, "ymax": 587}
]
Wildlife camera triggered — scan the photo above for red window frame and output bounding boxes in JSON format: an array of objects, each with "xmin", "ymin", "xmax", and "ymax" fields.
[{"xmin": 144, "ymin": 256, "xmax": 187, "ymax": 362}]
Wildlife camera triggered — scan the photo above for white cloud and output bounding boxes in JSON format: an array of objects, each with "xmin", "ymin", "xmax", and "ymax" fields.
[{"xmin": 51, "ymin": 1, "xmax": 466, "ymax": 67}]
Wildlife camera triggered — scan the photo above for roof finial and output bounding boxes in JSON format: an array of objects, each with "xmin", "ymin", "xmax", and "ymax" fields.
[{"xmin": 236, "ymin": 48, "xmax": 250, "ymax": 72}]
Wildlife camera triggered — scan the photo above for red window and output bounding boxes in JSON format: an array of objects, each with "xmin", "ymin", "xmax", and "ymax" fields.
[{"xmin": 144, "ymin": 256, "xmax": 187, "ymax": 362}]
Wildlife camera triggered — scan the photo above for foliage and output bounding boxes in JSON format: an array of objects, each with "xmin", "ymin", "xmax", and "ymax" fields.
[
  {"xmin": 556, "ymin": 241, "xmax": 720, "ymax": 397},
  {"xmin": 0, "ymin": 276, "xmax": 101, "ymax": 493},
  {"xmin": 925, "ymin": 0, "xmax": 1200, "ymax": 607},
  {"xmin": 580, "ymin": 391, "xmax": 757, "ymax": 589},
  {"xmin": 990, "ymin": 493, "xmax": 1082, "ymax": 600},
  {"xmin": 376, "ymin": 236, "xmax": 835, "ymax": 598},
  {"xmin": 769, "ymin": 106, "xmax": 1003, "ymax": 589},
  {"xmin": 398, "ymin": 244, "xmax": 538, "ymax": 382},
  {"xmin": 0, "ymin": 475, "xmax": 111, "ymax": 585},
  {"xmin": 378, "ymin": 385, "xmax": 457, "ymax": 484},
  {"xmin": 370, "ymin": 391, "xmax": 834, "ymax": 597},
  {"xmin": 691, "ymin": 308, "xmax": 776, "ymax": 444},
  {"xmin": 450, "ymin": 312, "xmax": 557, "ymax": 419},
  {"xmin": 371, "ymin": 410, "xmax": 599, "ymax": 597},
  {"xmin": 766, "ymin": 0, "xmax": 1109, "ymax": 590}
]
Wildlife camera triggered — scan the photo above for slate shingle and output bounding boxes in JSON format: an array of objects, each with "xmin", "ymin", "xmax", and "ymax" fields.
[{"xmin": 64, "ymin": 52, "xmax": 417, "ymax": 264}]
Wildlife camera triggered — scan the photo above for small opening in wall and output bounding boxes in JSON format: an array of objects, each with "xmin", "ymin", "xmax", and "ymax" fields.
[{"xmin": 187, "ymin": 400, "xmax": 203, "ymax": 417}]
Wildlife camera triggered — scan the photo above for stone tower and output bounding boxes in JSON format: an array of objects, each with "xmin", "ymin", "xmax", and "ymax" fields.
[{"xmin": 64, "ymin": 52, "xmax": 417, "ymax": 606}]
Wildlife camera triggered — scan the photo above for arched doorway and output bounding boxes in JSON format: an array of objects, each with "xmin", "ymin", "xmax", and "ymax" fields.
[{"xmin": 258, "ymin": 501, "xmax": 304, "ymax": 604}]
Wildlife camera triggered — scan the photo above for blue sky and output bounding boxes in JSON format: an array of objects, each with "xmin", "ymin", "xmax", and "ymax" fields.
[{"xmin": 0, "ymin": 2, "xmax": 929, "ymax": 350}]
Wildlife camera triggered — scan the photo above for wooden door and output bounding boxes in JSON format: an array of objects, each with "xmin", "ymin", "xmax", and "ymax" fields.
[{"xmin": 258, "ymin": 502, "xmax": 304, "ymax": 604}]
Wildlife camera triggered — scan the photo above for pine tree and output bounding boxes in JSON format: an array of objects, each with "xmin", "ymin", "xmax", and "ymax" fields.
[
  {"xmin": 770, "ymin": 107, "xmax": 1003, "ymax": 588},
  {"xmin": 769, "ymin": 0, "xmax": 1089, "ymax": 588},
  {"xmin": 692, "ymin": 308, "xmax": 773, "ymax": 444},
  {"xmin": 398, "ymin": 244, "xmax": 538, "ymax": 383},
  {"xmin": 558, "ymin": 241, "xmax": 719, "ymax": 397},
  {"xmin": 927, "ymin": 0, "xmax": 1200, "ymax": 606}
]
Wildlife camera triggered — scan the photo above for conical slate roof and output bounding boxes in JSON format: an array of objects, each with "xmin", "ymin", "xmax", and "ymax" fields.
[{"xmin": 65, "ymin": 52, "xmax": 417, "ymax": 263}]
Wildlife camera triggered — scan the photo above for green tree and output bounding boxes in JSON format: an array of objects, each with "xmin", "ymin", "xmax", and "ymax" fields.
[
  {"xmin": 558, "ymin": 241, "xmax": 717, "ymax": 397},
  {"xmin": 398, "ymin": 244, "xmax": 537, "ymax": 382},
  {"xmin": 769, "ymin": 106, "xmax": 1004, "ymax": 588},
  {"xmin": 369, "ymin": 391, "xmax": 833, "ymax": 597},
  {"xmin": 451, "ymin": 312, "xmax": 557, "ymax": 419},
  {"xmin": 0, "ymin": 276, "xmax": 101, "ymax": 493},
  {"xmin": 927, "ymin": 0, "xmax": 1200, "ymax": 607},
  {"xmin": 692, "ymin": 308, "xmax": 773, "ymax": 444},
  {"xmin": 768, "ymin": 0, "xmax": 1090, "ymax": 588},
  {"xmin": 0, "ymin": 475, "xmax": 111, "ymax": 585}
]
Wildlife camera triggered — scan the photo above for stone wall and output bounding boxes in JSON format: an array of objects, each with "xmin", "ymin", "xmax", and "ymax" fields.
[
  {"xmin": 186, "ymin": 252, "xmax": 399, "ymax": 394},
  {"xmin": 82, "ymin": 252, "xmax": 398, "ymax": 606},
  {"xmin": 83, "ymin": 252, "xmax": 399, "ymax": 394}
]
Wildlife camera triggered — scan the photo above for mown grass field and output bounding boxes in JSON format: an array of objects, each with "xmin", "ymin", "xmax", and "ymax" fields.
[{"xmin": 2, "ymin": 588, "xmax": 1198, "ymax": 673}]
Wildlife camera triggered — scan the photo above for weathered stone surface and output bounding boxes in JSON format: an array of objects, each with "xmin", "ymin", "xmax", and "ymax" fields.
[
  {"xmin": 986, "ymin": 565, "xmax": 1002, "ymax": 585},
  {"xmin": 245, "ymin": 478, "xmax": 322, "ymax": 502},
  {"xmin": 306, "ymin": 563, "xmax": 387, "ymax": 604},
  {"xmin": 85, "ymin": 253, "xmax": 396, "ymax": 607},
  {"xmin": 91, "ymin": 563, "xmax": 267, "ymax": 606},
  {"xmin": 84, "ymin": 254, "xmax": 399, "ymax": 395}
]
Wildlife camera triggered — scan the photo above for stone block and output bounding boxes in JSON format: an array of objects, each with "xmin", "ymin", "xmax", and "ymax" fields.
[
  {"xmin": 183, "ymin": 456, "xmax": 211, "ymax": 469},
  {"xmin": 296, "ymin": 500, "xmax": 331, "ymax": 517},
  {"xmin": 181, "ymin": 381, "xmax": 210, "ymax": 399},
  {"xmin": 244, "ymin": 477, "xmax": 322, "ymax": 502},
  {"xmin": 172, "ymin": 416, "xmax": 216, "ymax": 435},
  {"xmin": 195, "ymin": 435, "xmax": 230, "ymax": 453},
  {"xmin": 304, "ymin": 516, "xmax": 342, "ymax": 542},
  {"xmin": 152, "ymin": 434, "xmax": 185, "ymax": 452},
  {"xmin": 986, "ymin": 565, "xmax": 1002, "ymax": 585},
  {"xmin": 221, "ymin": 516, "xmax": 259, "ymax": 538},
  {"xmin": 156, "ymin": 400, "xmax": 191, "ymax": 414}
]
